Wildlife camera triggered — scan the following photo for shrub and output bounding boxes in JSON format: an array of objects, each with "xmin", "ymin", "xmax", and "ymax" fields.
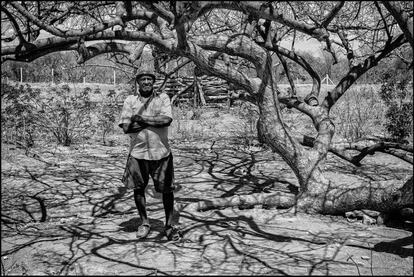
[
  {"xmin": 332, "ymin": 85, "xmax": 386, "ymax": 142},
  {"xmin": 97, "ymin": 90, "xmax": 119, "ymax": 145},
  {"xmin": 379, "ymin": 70, "xmax": 413, "ymax": 141},
  {"xmin": 37, "ymin": 84, "xmax": 93, "ymax": 146},
  {"xmin": 1, "ymin": 83, "xmax": 41, "ymax": 149}
]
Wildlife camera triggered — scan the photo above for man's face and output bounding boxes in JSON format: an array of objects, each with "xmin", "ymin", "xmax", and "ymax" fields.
[{"xmin": 137, "ymin": 75, "xmax": 154, "ymax": 96}]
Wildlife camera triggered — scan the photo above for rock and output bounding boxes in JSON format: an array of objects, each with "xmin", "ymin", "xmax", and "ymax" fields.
[
  {"xmin": 376, "ymin": 215, "xmax": 385, "ymax": 226},
  {"xmin": 362, "ymin": 209, "xmax": 381, "ymax": 218},
  {"xmin": 362, "ymin": 214, "xmax": 376, "ymax": 225},
  {"xmin": 186, "ymin": 110, "xmax": 195, "ymax": 119},
  {"xmin": 234, "ymin": 168, "xmax": 248, "ymax": 176},
  {"xmin": 361, "ymin": 256, "xmax": 370, "ymax": 260},
  {"xmin": 345, "ymin": 211, "xmax": 356, "ymax": 218},
  {"xmin": 400, "ymin": 207, "xmax": 413, "ymax": 219}
]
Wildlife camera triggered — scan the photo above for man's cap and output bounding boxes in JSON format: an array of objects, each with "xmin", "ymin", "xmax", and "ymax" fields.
[{"xmin": 135, "ymin": 70, "xmax": 156, "ymax": 82}]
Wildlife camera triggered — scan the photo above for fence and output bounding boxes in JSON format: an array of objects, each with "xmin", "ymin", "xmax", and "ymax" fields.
[
  {"xmin": 2, "ymin": 70, "xmax": 341, "ymax": 107},
  {"xmin": 3, "ymin": 67, "xmax": 120, "ymax": 86}
]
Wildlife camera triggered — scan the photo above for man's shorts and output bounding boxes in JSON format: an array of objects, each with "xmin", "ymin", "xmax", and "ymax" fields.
[{"xmin": 122, "ymin": 153, "xmax": 175, "ymax": 193}]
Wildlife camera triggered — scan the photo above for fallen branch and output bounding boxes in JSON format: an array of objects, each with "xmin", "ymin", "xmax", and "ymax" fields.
[
  {"xmin": 348, "ymin": 142, "xmax": 413, "ymax": 165},
  {"xmin": 178, "ymin": 191, "xmax": 296, "ymax": 212},
  {"xmin": 298, "ymin": 135, "xmax": 413, "ymax": 166}
]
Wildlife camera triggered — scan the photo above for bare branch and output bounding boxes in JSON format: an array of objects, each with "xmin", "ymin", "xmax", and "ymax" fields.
[
  {"xmin": 374, "ymin": 1, "xmax": 392, "ymax": 40},
  {"xmin": 1, "ymin": 5, "xmax": 27, "ymax": 44},
  {"xmin": 262, "ymin": 43, "xmax": 321, "ymax": 106},
  {"xmin": 2, "ymin": 29, "xmax": 171, "ymax": 62},
  {"xmin": 299, "ymin": 135, "xmax": 413, "ymax": 166},
  {"xmin": 337, "ymin": 29, "xmax": 354, "ymax": 66},
  {"xmin": 186, "ymin": 40, "xmax": 257, "ymax": 95},
  {"xmin": 194, "ymin": 2, "xmax": 332, "ymax": 41},
  {"xmin": 156, "ymin": 58, "xmax": 192, "ymax": 93},
  {"xmin": 321, "ymin": 1, "xmax": 345, "ymax": 27},
  {"xmin": 141, "ymin": 2, "xmax": 174, "ymax": 25},
  {"xmin": 75, "ymin": 42, "xmax": 131, "ymax": 64},
  {"xmin": 127, "ymin": 41, "xmax": 147, "ymax": 64},
  {"xmin": 381, "ymin": 1, "xmax": 414, "ymax": 50},
  {"xmin": 322, "ymin": 34, "xmax": 406, "ymax": 110},
  {"xmin": 275, "ymin": 51, "xmax": 297, "ymax": 97},
  {"xmin": 323, "ymin": 38, "xmax": 338, "ymax": 64},
  {"xmin": 8, "ymin": 1, "xmax": 168, "ymax": 39},
  {"xmin": 194, "ymin": 34, "xmax": 267, "ymax": 75}
]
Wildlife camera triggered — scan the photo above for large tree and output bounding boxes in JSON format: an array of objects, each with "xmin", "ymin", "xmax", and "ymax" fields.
[{"xmin": 1, "ymin": 1, "xmax": 413, "ymax": 214}]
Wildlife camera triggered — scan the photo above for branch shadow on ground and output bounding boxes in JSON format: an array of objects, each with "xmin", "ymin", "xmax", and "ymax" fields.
[{"xmin": 1, "ymin": 139, "xmax": 412, "ymax": 275}]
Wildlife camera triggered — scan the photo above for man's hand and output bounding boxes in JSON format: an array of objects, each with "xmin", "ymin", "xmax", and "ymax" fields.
[
  {"xmin": 131, "ymin": 114, "xmax": 148, "ymax": 126},
  {"xmin": 131, "ymin": 114, "xmax": 172, "ymax": 127},
  {"xmin": 119, "ymin": 122, "xmax": 146, "ymax": 134},
  {"xmin": 128, "ymin": 122, "xmax": 146, "ymax": 133}
]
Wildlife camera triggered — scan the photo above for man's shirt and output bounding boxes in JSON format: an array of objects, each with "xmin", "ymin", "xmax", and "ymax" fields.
[{"xmin": 118, "ymin": 92, "xmax": 172, "ymax": 160}]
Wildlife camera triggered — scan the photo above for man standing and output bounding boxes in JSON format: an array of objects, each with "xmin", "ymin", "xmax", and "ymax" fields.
[{"xmin": 118, "ymin": 70, "xmax": 181, "ymax": 241}]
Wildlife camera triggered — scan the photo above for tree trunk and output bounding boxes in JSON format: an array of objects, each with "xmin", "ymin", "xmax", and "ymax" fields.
[
  {"xmin": 256, "ymin": 85, "xmax": 331, "ymax": 192},
  {"xmin": 181, "ymin": 175, "xmax": 413, "ymax": 215},
  {"xmin": 184, "ymin": 82, "xmax": 414, "ymax": 216},
  {"xmin": 296, "ymin": 172, "xmax": 413, "ymax": 214}
]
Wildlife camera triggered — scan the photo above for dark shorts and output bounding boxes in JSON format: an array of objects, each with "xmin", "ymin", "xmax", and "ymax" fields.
[{"xmin": 122, "ymin": 153, "xmax": 175, "ymax": 193}]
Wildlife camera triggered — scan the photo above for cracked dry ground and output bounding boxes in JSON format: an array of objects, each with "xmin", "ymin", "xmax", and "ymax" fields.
[{"xmin": 1, "ymin": 138, "xmax": 413, "ymax": 275}]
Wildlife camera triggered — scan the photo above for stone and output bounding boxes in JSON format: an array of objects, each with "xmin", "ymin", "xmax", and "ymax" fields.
[{"xmin": 362, "ymin": 214, "xmax": 376, "ymax": 225}]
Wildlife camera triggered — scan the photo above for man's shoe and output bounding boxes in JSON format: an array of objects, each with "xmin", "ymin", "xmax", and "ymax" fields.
[{"xmin": 136, "ymin": 223, "xmax": 151, "ymax": 239}]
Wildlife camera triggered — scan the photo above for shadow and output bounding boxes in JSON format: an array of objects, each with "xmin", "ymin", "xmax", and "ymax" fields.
[
  {"xmin": 174, "ymin": 137, "xmax": 299, "ymax": 201},
  {"xmin": 119, "ymin": 217, "xmax": 165, "ymax": 233},
  {"xmin": 1, "ymin": 137, "xmax": 412, "ymax": 275},
  {"xmin": 374, "ymin": 235, "xmax": 413, "ymax": 257}
]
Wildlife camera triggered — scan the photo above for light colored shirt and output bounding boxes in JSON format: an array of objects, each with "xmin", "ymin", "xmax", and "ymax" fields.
[{"xmin": 118, "ymin": 92, "xmax": 172, "ymax": 160}]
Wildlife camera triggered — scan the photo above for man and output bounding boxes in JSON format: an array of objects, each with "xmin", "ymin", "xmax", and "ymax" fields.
[{"xmin": 118, "ymin": 70, "xmax": 181, "ymax": 241}]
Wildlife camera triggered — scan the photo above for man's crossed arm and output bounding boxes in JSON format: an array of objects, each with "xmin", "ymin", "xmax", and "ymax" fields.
[
  {"xmin": 120, "ymin": 114, "xmax": 173, "ymax": 134},
  {"xmin": 131, "ymin": 114, "xmax": 172, "ymax": 127}
]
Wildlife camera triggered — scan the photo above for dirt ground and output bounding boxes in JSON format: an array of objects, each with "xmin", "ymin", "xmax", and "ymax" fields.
[{"xmin": 1, "ymin": 135, "xmax": 413, "ymax": 275}]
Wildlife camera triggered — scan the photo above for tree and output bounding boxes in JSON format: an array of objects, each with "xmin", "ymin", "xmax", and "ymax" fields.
[{"xmin": 1, "ymin": 1, "xmax": 413, "ymax": 215}]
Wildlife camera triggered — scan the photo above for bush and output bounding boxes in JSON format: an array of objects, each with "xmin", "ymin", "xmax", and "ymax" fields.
[
  {"xmin": 97, "ymin": 90, "xmax": 119, "ymax": 145},
  {"xmin": 37, "ymin": 84, "xmax": 93, "ymax": 146},
  {"xmin": 1, "ymin": 83, "xmax": 41, "ymax": 148},
  {"xmin": 379, "ymin": 70, "xmax": 413, "ymax": 141},
  {"xmin": 384, "ymin": 102, "xmax": 413, "ymax": 139},
  {"xmin": 332, "ymin": 85, "xmax": 386, "ymax": 142}
]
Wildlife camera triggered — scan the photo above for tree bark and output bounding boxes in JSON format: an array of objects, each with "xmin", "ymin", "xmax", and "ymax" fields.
[{"xmin": 180, "ymin": 175, "xmax": 413, "ymax": 215}]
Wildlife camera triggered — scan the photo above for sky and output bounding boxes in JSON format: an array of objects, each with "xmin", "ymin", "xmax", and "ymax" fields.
[{"xmin": 279, "ymin": 38, "xmax": 325, "ymax": 57}]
